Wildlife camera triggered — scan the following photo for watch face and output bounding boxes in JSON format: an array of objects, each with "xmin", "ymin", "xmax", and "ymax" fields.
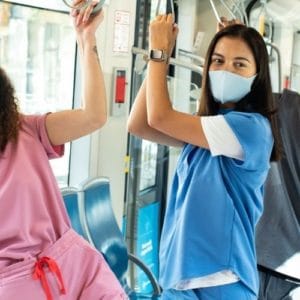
[
  {"xmin": 150, "ymin": 50, "xmax": 164, "ymax": 60},
  {"xmin": 148, "ymin": 49, "xmax": 169, "ymax": 63}
]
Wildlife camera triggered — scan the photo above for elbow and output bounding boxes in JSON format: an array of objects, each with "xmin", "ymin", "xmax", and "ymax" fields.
[
  {"xmin": 126, "ymin": 121, "xmax": 134, "ymax": 134},
  {"xmin": 127, "ymin": 116, "xmax": 150, "ymax": 138},
  {"xmin": 89, "ymin": 113, "xmax": 107, "ymax": 131},
  {"xmin": 147, "ymin": 113, "xmax": 164, "ymax": 131},
  {"xmin": 127, "ymin": 118, "xmax": 141, "ymax": 136}
]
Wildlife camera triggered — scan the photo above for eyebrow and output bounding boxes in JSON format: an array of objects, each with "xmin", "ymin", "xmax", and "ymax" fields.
[{"xmin": 211, "ymin": 52, "xmax": 251, "ymax": 63}]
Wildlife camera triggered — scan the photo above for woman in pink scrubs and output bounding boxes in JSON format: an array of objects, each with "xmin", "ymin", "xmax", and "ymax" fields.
[{"xmin": 0, "ymin": 2, "xmax": 127, "ymax": 299}]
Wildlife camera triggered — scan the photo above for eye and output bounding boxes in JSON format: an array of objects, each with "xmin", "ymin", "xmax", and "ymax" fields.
[
  {"xmin": 211, "ymin": 57, "xmax": 223, "ymax": 64},
  {"xmin": 234, "ymin": 62, "xmax": 247, "ymax": 68}
]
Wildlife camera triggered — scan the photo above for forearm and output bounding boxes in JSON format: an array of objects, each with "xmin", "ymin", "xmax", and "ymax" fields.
[
  {"xmin": 127, "ymin": 77, "xmax": 183, "ymax": 147},
  {"xmin": 127, "ymin": 78, "xmax": 148, "ymax": 133},
  {"xmin": 146, "ymin": 61, "xmax": 172, "ymax": 125},
  {"xmin": 77, "ymin": 34, "xmax": 107, "ymax": 126}
]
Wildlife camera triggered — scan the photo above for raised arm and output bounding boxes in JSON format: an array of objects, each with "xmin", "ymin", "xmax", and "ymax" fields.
[
  {"xmin": 145, "ymin": 14, "xmax": 209, "ymax": 149},
  {"xmin": 46, "ymin": 1, "xmax": 107, "ymax": 146},
  {"xmin": 127, "ymin": 77, "xmax": 183, "ymax": 147}
]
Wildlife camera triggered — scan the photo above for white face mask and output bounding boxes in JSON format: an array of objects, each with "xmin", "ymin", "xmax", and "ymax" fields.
[{"xmin": 209, "ymin": 70, "xmax": 257, "ymax": 104}]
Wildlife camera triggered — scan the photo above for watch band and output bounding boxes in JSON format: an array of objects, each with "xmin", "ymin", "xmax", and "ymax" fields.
[{"xmin": 143, "ymin": 49, "xmax": 170, "ymax": 64}]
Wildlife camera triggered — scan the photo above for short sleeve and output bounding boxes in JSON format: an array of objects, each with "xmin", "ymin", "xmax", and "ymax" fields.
[
  {"xmin": 223, "ymin": 111, "xmax": 273, "ymax": 171},
  {"xmin": 201, "ymin": 115, "xmax": 244, "ymax": 160},
  {"xmin": 22, "ymin": 114, "xmax": 64, "ymax": 159}
]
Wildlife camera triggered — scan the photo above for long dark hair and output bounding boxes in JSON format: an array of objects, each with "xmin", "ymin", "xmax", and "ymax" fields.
[
  {"xmin": 199, "ymin": 24, "xmax": 281, "ymax": 161},
  {"xmin": 0, "ymin": 67, "xmax": 20, "ymax": 153}
]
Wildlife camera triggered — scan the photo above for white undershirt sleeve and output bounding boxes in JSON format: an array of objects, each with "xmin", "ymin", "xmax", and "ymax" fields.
[{"xmin": 201, "ymin": 115, "xmax": 244, "ymax": 161}]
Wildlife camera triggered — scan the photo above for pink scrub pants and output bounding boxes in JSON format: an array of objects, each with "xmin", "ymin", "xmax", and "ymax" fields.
[{"xmin": 0, "ymin": 229, "xmax": 128, "ymax": 300}]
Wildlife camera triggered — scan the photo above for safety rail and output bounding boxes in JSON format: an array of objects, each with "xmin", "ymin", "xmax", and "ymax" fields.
[{"xmin": 132, "ymin": 46, "xmax": 203, "ymax": 74}]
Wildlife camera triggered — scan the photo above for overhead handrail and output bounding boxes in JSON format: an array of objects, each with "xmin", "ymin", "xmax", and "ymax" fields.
[
  {"xmin": 156, "ymin": 0, "xmax": 175, "ymax": 18},
  {"xmin": 230, "ymin": 0, "xmax": 249, "ymax": 25},
  {"xmin": 62, "ymin": 0, "xmax": 91, "ymax": 9},
  {"xmin": 238, "ymin": 0, "xmax": 249, "ymax": 26},
  {"xmin": 209, "ymin": 0, "xmax": 249, "ymax": 26},
  {"xmin": 178, "ymin": 49, "xmax": 205, "ymax": 66},
  {"xmin": 62, "ymin": 0, "xmax": 105, "ymax": 14},
  {"xmin": 132, "ymin": 46, "xmax": 203, "ymax": 74},
  {"xmin": 209, "ymin": 0, "xmax": 223, "ymax": 25},
  {"xmin": 256, "ymin": 0, "xmax": 273, "ymax": 41},
  {"xmin": 265, "ymin": 41, "xmax": 282, "ymax": 92},
  {"xmin": 155, "ymin": 0, "xmax": 162, "ymax": 15},
  {"xmin": 219, "ymin": 0, "xmax": 237, "ymax": 20}
]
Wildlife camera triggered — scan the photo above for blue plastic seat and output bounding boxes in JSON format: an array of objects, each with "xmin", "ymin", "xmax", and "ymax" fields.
[
  {"xmin": 61, "ymin": 186, "xmax": 88, "ymax": 240},
  {"xmin": 80, "ymin": 177, "xmax": 161, "ymax": 299}
]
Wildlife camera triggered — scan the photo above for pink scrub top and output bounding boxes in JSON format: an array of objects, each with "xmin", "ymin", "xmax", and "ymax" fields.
[{"xmin": 0, "ymin": 114, "xmax": 71, "ymax": 268}]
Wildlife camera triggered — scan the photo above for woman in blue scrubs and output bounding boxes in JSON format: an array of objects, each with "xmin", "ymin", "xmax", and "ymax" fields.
[{"xmin": 127, "ymin": 15, "xmax": 281, "ymax": 300}]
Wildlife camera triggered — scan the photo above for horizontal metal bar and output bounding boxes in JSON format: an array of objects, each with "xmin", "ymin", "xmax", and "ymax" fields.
[
  {"xmin": 178, "ymin": 49, "xmax": 205, "ymax": 65},
  {"xmin": 132, "ymin": 47, "xmax": 203, "ymax": 74}
]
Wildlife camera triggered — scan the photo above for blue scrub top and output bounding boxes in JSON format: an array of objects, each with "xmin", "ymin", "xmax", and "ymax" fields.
[{"xmin": 159, "ymin": 111, "xmax": 274, "ymax": 295}]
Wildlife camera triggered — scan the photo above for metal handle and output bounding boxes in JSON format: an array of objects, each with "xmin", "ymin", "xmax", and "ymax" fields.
[
  {"xmin": 156, "ymin": 0, "xmax": 175, "ymax": 18},
  {"xmin": 265, "ymin": 41, "xmax": 282, "ymax": 92},
  {"xmin": 62, "ymin": 0, "xmax": 90, "ymax": 9},
  {"xmin": 62, "ymin": 0, "xmax": 105, "ymax": 14},
  {"xmin": 209, "ymin": 0, "xmax": 249, "ymax": 26},
  {"xmin": 132, "ymin": 46, "xmax": 203, "ymax": 74}
]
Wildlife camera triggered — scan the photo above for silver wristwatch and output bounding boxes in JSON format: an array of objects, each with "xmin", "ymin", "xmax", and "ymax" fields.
[{"xmin": 144, "ymin": 49, "xmax": 170, "ymax": 64}]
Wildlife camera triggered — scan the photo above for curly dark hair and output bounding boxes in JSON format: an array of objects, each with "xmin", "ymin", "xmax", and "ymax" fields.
[{"xmin": 0, "ymin": 67, "xmax": 20, "ymax": 153}]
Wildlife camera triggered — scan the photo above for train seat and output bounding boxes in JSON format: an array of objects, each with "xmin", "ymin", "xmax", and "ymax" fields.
[
  {"xmin": 79, "ymin": 177, "xmax": 161, "ymax": 299},
  {"xmin": 61, "ymin": 186, "xmax": 89, "ymax": 240}
]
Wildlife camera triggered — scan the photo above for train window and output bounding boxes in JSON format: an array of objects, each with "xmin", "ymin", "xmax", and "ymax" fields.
[{"xmin": 0, "ymin": 2, "xmax": 76, "ymax": 186}]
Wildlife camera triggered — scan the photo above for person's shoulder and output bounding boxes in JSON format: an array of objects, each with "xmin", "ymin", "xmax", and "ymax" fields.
[
  {"xmin": 225, "ymin": 111, "xmax": 272, "ymax": 139},
  {"xmin": 20, "ymin": 114, "xmax": 47, "ymax": 134},
  {"xmin": 225, "ymin": 111, "xmax": 268, "ymax": 126}
]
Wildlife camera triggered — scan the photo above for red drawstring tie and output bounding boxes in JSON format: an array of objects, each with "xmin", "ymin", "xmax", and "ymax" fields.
[{"xmin": 33, "ymin": 256, "xmax": 66, "ymax": 300}]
